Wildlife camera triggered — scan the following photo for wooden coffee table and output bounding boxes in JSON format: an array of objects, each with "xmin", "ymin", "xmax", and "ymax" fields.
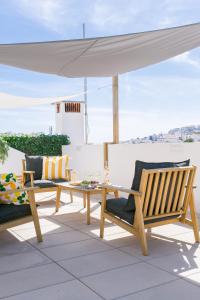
[{"xmin": 56, "ymin": 182, "xmax": 118, "ymax": 225}]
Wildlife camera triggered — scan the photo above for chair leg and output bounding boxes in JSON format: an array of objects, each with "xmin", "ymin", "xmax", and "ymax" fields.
[
  {"xmin": 83, "ymin": 193, "xmax": 86, "ymax": 208},
  {"xmin": 134, "ymin": 195, "xmax": 148, "ymax": 256},
  {"xmin": 189, "ymin": 191, "xmax": 200, "ymax": 242},
  {"xmin": 55, "ymin": 187, "xmax": 61, "ymax": 212},
  {"xmin": 100, "ymin": 216, "xmax": 105, "ymax": 238},
  {"xmin": 29, "ymin": 191, "xmax": 43, "ymax": 242},
  {"xmin": 33, "ymin": 215, "xmax": 43, "ymax": 242},
  {"xmin": 138, "ymin": 226, "xmax": 148, "ymax": 256},
  {"xmin": 147, "ymin": 227, "xmax": 152, "ymax": 237},
  {"xmin": 70, "ymin": 191, "xmax": 73, "ymax": 203},
  {"xmin": 100, "ymin": 189, "xmax": 106, "ymax": 238}
]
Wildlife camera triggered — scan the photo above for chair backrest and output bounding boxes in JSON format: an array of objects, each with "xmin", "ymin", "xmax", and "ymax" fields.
[
  {"xmin": 138, "ymin": 166, "xmax": 196, "ymax": 222},
  {"xmin": 22, "ymin": 159, "xmax": 26, "ymax": 171}
]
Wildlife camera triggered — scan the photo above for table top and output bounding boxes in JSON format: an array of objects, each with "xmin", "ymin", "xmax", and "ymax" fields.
[{"xmin": 57, "ymin": 181, "xmax": 104, "ymax": 194}]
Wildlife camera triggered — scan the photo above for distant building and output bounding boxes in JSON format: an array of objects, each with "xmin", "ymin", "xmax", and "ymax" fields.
[{"xmin": 54, "ymin": 101, "xmax": 85, "ymax": 145}]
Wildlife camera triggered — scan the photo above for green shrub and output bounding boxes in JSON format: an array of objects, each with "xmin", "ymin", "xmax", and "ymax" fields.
[
  {"xmin": 1, "ymin": 134, "xmax": 70, "ymax": 156},
  {"xmin": 184, "ymin": 138, "xmax": 194, "ymax": 143},
  {"xmin": 0, "ymin": 137, "xmax": 9, "ymax": 163}
]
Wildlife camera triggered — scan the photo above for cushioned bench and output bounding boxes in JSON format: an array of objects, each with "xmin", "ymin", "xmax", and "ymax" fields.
[
  {"xmin": 100, "ymin": 160, "xmax": 199, "ymax": 256},
  {"xmin": 22, "ymin": 155, "xmax": 72, "ymax": 212}
]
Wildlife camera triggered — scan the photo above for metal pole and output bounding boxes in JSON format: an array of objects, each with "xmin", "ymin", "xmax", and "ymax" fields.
[
  {"xmin": 112, "ymin": 75, "xmax": 119, "ymax": 143},
  {"xmin": 83, "ymin": 23, "xmax": 88, "ymax": 144}
]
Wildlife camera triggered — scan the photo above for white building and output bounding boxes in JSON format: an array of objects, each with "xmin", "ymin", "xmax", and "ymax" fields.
[{"xmin": 54, "ymin": 101, "xmax": 85, "ymax": 145}]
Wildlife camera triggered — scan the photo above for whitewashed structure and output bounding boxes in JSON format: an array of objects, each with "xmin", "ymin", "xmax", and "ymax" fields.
[{"xmin": 54, "ymin": 101, "xmax": 85, "ymax": 145}]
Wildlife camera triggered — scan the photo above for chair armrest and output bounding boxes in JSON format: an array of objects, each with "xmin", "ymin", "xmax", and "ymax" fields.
[
  {"xmin": 0, "ymin": 187, "xmax": 38, "ymax": 195},
  {"xmin": 100, "ymin": 184, "xmax": 142, "ymax": 196},
  {"xmin": 22, "ymin": 171, "xmax": 35, "ymax": 187},
  {"xmin": 65, "ymin": 168, "xmax": 75, "ymax": 181}
]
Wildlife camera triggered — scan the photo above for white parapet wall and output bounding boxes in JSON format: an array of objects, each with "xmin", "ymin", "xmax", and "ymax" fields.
[
  {"xmin": 0, "ymin": 147, "xmax": 25, "ymax": 175},
  {"xmin": 63, "ymin": 142, "xmax": 200, "ymax": 213},
  {"xmin": 62, "ymin": 144, "xmax": 104, "ymax": 181},
  {"xmin": 109, "ymin": 143, "xmax": 200, "ymax": 213}
]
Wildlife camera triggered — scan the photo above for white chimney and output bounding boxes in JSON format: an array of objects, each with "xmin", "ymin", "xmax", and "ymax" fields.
[{"xmin": 55, "ymin": 101, "xmax": 85, "ymax": 145}]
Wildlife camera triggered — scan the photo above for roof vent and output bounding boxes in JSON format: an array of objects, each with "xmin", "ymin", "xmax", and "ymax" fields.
[{"xmin": 65, "ymin": 102, "xmax": 80, "ymax": 113}]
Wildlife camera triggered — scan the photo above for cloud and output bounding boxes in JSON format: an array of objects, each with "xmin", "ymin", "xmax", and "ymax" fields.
[
  {"xmin": 171, "ymin": 52, "xmax": 200, "ymax": 69},
  {"xmin": 12, "ymin": 0, "xmax": 200, "ymax": 36},
  {"xmin": 13, "ymin": 0, "xmax": 67, "ymax": 33}
]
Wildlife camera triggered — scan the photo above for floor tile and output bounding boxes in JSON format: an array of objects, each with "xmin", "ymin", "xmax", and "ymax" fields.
[
  {"xmin": 185, "ymin": 271, "xmax": 200, "ymax": 285},
  {"xmin": 151, "ymin": 223, "xmax": 192, "ymax": 237},
  {"xmin": 0, "ymin": 231, "xmax": 34, "ymax": 257},
  {"xmin": 59, "ymin": 249, "xmax": 140, "ymax": 277},
  {"xmin": 4, "ymin": 280, "xmax": 102, "ymax": 300},
  {"xmin": 11, "ymin": 218, "xmax": 73, "ymax": 240},
  {"xmin": 0, "ymin": 250, "xmax": 50, "ymax": 275},
  {"xmin": 29, "ymin": 230, "xmax": 91, "ymax": 249},
  {"xmin": 119, "ymin": 234, "xmax": 191, "ymax": 260},
  {"xmin": 102, "ymin": 232, "xmax": 135, "ymax": 248},
  {"xmin": 148, "ymin": 247, "xmax": 200, "ymax": 277},
  {"xmin": 0, "ymin": 263, "xmax": 73, "ymax": 299},
  {"xmin": 118, "ymin": 279, "xmax": 200, "ymax": 300},
  {"xmin": 41, "ymin": 238, "xmax": 112, "ymax": 261},
  {"xmin": 80, "ymin": 223, "xmax": 126, "ymax": 238},
  {"xmin": 81, "ymin": 262, "xmax": 176, "ymax": 300}
]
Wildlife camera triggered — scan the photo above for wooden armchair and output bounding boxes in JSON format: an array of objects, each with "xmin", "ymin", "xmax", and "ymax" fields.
[
  {"xmin": 22, "ymin": 158, "xmax": 73, "ymax": 212},
  {"xmin": 100, "ymin": 166, "xmax": 199, "ymax": 256},
  {"xmin": 0, "ymin": 187, "xmax": 42, "ymax": 242}
]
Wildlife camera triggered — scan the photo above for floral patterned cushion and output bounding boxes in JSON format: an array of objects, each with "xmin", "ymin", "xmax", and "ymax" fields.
[{"xmin": 0, "ymin": 173, "xmax": 29, "ymax": 205}]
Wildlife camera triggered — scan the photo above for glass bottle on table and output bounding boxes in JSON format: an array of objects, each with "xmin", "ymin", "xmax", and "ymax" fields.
[{"xmin": 104, "ymin": 162, "xmax": 110, "ymax": 185}]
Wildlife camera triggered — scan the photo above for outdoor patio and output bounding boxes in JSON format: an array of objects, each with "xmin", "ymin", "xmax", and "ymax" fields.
[{"xmin": 1, "ymin": 190, "xmax": 200, "ymax": 300}]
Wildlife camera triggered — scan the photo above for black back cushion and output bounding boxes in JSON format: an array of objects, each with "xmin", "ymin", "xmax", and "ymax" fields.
[
  {"xmin": 126, "ymin": 159, "xmax": 190, "ymax": 212},
  {"xmin": 25, "ymin": 155, "xmax": 43, "ymax": 181}
]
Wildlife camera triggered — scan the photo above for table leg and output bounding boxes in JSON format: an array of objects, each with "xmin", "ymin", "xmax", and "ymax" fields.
[
  {"xmin": 83, "ymin": 193, "xmax": 86, "ymax": 208},
  {"xmin": 86, "ymin": 193, "xmax": 90, "ymax": 225},
  {"xmin": 114, "ymin": 190, "xmax": 119, "ymax": 198},
  {"xmin": 55, "ymin": 186, "xmax": 61, "ymax": 212},
  {"xmin": 70, "ymin": 191, "xmax": 73, "ymax": 203}
]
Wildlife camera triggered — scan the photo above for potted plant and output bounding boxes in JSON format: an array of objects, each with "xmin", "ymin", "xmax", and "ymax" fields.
[{"xmin": 0, "ymin": 137, "xmax": 9, "ymax": 163}]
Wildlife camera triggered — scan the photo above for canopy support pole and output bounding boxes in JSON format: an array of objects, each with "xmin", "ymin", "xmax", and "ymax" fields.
[{"xmin": 112, "ymin": 75, "xmax": 119, "ymax": 144}]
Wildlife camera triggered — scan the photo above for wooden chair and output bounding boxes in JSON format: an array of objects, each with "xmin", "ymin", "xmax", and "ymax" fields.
[
  {"xmin": 22, "ymin": 159, "xmax": 73, "ymax": 212},
  {"xmin": 0, "ymin": 187, "xmax": 42, "ymax": 242},
  {"xmin": 100, "ymin": 166, "xmax": 199, "ymax": 256}
]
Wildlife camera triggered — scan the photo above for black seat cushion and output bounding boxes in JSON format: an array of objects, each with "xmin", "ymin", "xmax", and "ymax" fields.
[
  {"xmin": 0, "ymin": 204, "xmax": 31, "ymax": 224},
  {"xmin": 25, "ymin": 155, "xmax": 43, "ymax": 181},
  {"xmin": 25, "ymin": 179, "xmax": 57, "ymax": 188},
  {"xmin": 126, "ymin": 159, "xmax": 190, "ymax": 212},
  {"xmin": 106, "ymin": 198, "xmax": 134, "ymax": 225},
  {"xmin": 52, "ymin": 178, "xmax": 68, "ymax": 184},
  {"xmin": 105, "ymin": 198, "xmax": 180, "ymax": 225},
  {"xmin": 25, "ymin": 178, "xmax": 68, "ymax": 188}
]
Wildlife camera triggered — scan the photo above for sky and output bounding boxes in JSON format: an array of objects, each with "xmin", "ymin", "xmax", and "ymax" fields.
[{"xmin": 0, "ymin": 0, "xmax": 200, "ymax": 143}]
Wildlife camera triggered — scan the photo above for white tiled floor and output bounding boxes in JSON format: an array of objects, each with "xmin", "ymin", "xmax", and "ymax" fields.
[{"xmin": 1, "ymin": 192, "xmax": 200, "ymax": 300}]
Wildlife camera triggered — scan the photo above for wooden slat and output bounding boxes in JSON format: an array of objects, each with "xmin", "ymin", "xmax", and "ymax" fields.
[
  {"xmin": 148, "ymin": 173, "xmax": 160, "ymax": 216},
  {"xmin": 183, "ymin": 168, "xmax": 196, "ymax": 213},
  {"xmin": 144, "ymin": 218, "xmax": 180, "ymax": 228},
  {"xmin": 160, "ymin": 171, "xmax": 171, "ymax": 213},
  {"xmin": 155, "ymin": 172, "xmax": 166, "ymax": 215},
  {"xmin": 144, "ymin": 210, "xmax": 182, "ymax": 221},
  {"xmin": 166, "ymin": 171, "xmax": 178, "ymax": 213},
  {"xmin": 177, "ymin": 170, "xmax": 188, "ymax": 211},
  {"xmin": 145, "ymin": 166, "xmax": 193, "ymax": 174},
  {"xmin": 172, "ymin": 171, "xmax": 184, "ymax": 212},
  {"xmin": 143, "ymin": 173, "xmax": 153, "ymax": 217}
]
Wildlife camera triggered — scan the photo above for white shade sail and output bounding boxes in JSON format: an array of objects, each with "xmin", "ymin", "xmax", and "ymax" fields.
[
  {"xmin": 0, "ymin": 92, "xmax": 85, "ymax": 109},
  {"xmin": 0, "ymin": 23, "xmax": 200, "ymax": 77}
]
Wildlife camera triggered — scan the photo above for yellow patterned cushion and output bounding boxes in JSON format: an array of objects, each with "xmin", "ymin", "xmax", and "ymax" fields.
[
  {"xmin": 42, "ymin": 155, "xmax": 69, "ymax": 180},
  {"xmin": 0, "ymin": 173, "xmax": 29, "ymax": 205}
]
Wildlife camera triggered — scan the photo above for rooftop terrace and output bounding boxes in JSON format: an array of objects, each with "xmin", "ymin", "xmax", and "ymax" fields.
[{"xmin": 1, "ymin": 191, "xmax": 200, "ymax": 300}]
